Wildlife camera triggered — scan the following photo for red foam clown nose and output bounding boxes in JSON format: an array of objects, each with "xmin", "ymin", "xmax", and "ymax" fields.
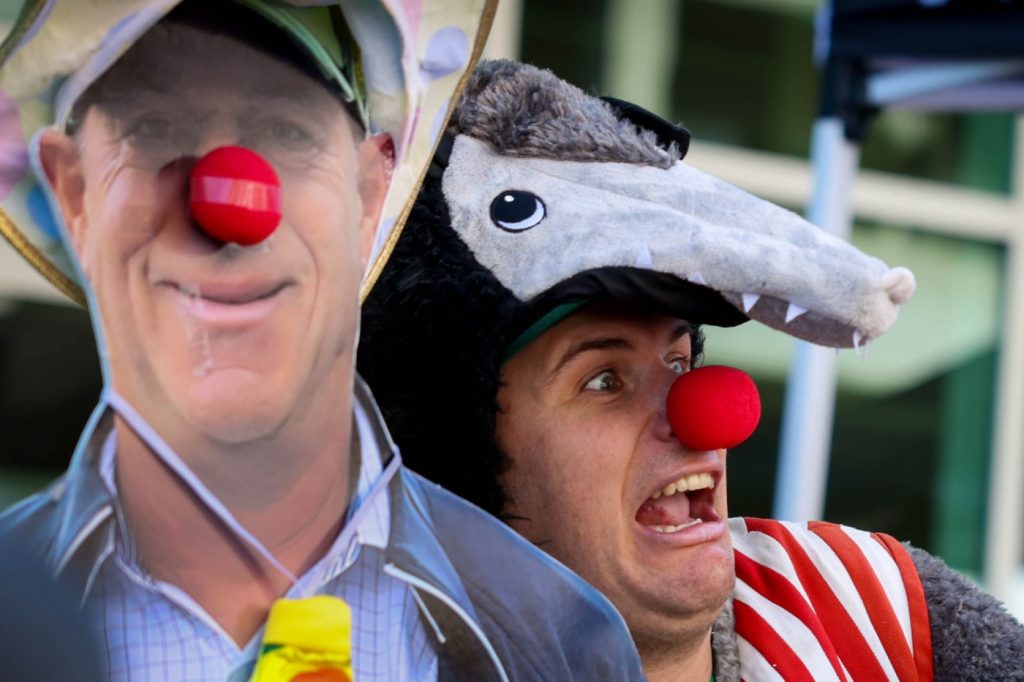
[
  {"xmin": 190, "ymin": 146, "xmax": 282, "ymax": 245},
  {"xmin": 666, "ymin": 365, "xmax": 761, "ymax": 451}
]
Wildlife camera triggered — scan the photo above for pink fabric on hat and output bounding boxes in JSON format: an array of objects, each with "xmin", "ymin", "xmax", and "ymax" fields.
[{"xmin": 0, "ymin": 91, "xmax": 28, "ymax": 200}]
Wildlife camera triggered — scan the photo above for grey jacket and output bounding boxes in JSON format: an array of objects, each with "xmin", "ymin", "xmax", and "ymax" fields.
[{"xmin": 0, "ymin": 380, "xmax": 645, "ymax": 682}]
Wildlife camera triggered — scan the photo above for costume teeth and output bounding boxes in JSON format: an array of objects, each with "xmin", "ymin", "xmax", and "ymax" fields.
[
  {"xmin": 633, "ymin": 243, "xmax": 654, "ymax": 269},
  {"xmin": 785, "ymin": 303, "xmax": 807, "ymax": 323},
  {"xmin": 741, "ymin": 293, "xmax": 760, "ymax": 313}
]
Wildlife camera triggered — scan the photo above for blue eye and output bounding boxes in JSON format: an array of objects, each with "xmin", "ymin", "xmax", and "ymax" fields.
[
  {"xmin": 490, "ymin": 190, "xmax": 545, "ymax": 232},
  {"xmin": 667, "ymin": 357, "xmax": 688, "ymax": 374}
]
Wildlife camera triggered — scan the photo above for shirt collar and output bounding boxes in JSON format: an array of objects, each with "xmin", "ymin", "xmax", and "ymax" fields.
[{"xmin": 50, "ymin": 375, "xmax": 401, "ymax": 593}]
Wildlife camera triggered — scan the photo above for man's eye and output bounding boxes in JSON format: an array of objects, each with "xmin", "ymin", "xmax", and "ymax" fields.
[
  {"xmin": 584, "ymin": 370, "xmax": 620, "ymax": 392},
  {"xmin": 265, "ymin": 119, "xmax": 316, "ymax": 151},
  {"xmin": 667, "ymin": 357, "xmax": 689, "ymax": 375},
  {"xmin": 127, "ymin": 116, "xmax": 174, "ymax": 141}
]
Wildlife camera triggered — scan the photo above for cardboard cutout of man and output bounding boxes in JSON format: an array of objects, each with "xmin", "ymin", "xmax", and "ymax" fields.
[
  {"xmin": 360, "ymin": 60, "xmax": 1024, "ymax": 681},
  {"xmin": 0, "ymin": 9, "xmax": 643, "ymax": 681}
]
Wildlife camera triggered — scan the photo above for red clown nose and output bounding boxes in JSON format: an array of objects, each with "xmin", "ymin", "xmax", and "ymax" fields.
[
  {"xmin": 666, "ymin": 365, "xmax": 761, "ymax": 451},
  {"xmin": 190, "ymin": 146, "xmax": 282, "ymax": 245}
]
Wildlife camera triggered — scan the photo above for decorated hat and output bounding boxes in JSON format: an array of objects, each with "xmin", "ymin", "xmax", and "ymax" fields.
[
  {"xmin": 358, "ymin": 59, "xmax": 916, "ymax": 514},
  {"xmin": 0, "ymin": 0, "xmax": 496, "ymax": 305}
]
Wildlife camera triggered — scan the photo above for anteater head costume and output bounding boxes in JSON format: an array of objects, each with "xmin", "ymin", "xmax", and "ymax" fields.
[{"xmin": 359, "ymin": 59, "xmax": 915, "ymax": 515}]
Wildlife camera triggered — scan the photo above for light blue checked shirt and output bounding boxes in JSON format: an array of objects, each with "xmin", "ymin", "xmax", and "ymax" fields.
[{"xmin": 82, "ymin": 398, "xmax": 438, "ymax": 682}]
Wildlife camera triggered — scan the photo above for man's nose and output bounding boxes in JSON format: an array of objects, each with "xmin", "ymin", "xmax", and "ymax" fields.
[
  {"xmin": 189, "ymin": 146, "xmax": 283, "ymax": 246},
  {"xmin": 193, "ymin": 120, "xmax": 241, "ymax": 159},
  {"xmin": 651, "ymin": 367, "xmax": 682, "ymax": 444},
  {"xmin": 665, "ymin": 366, "xmax": 762, "ymax": 452}
]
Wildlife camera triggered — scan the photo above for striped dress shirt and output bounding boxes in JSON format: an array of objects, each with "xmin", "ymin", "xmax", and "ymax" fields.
[{"xmin": 83, "ymin": 401, "xmax": 439, "ymax": 681}]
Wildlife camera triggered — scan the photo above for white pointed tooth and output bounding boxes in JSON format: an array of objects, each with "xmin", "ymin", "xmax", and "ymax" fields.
[
  {"xmin": 861, "ymin": 342, "xmax": 870, "ymax": 360},
  {"xmin": 633, "ymin": 243, "xmax": 654, "ymax": 269},
  {"xmin": 784, "ymin": 303, "xmax": 808, "ymax": 323},
  {"xmin": 662, "ymin": 482, "xmax": 677, "ymax": 497},
  {"xmin": 688, "ymin": 272, "xmax": 706, "ymax": 286},
  {"xmin": 686, "ymin": 473, "xmax": 702, "ymax": 490},
  {"xmin": 741, "ymin": 293, "xmax": 760, "ymax": 312},
  {"xmin": 852, "ymin": 330, "xmax": 863, "ymax": 350}
]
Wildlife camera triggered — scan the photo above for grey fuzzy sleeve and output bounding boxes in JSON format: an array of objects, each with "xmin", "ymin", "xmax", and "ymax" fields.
[{"xmin": 908, "ymin": 544, "xmax": 1024, "ymax": 680}]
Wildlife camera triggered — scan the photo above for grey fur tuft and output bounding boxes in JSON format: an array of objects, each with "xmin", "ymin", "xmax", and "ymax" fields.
[
  {"xmin": 907, "ymin": 543, "xmax": 1024, "ymax": 680},
  {"xmin": 711, "ymin": 599, "xmax": 742, "ymax": 682},
  {"xmin": 448, "ymin": 59, "xmax": 681, "ymax": 169}
]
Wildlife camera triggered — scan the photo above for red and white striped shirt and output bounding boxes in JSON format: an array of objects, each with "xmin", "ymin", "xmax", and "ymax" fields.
[{"xmin": 731, "ymin": 517, "xmax": 934, "ymax": 681}]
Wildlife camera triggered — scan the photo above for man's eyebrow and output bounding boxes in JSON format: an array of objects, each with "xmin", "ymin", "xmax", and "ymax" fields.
[
  {"xmin": 547, "ymin": 337, "xmax": 634, "ymax": 383},
  {"xmin": 669, "ymin": 321, "xmax": 692, "ymax": 344}
]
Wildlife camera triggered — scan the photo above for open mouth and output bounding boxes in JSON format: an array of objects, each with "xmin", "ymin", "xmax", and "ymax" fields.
[{"xmin": 635, "ymin": 471, "xmax": 721, "ymax": 534}]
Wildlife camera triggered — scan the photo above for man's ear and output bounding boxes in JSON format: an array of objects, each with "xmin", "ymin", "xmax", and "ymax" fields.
[
  {"xmin": 356, "ymin": 132, "xmax": 394, "ymax": 272},
  {"xmin": 37, "ymin": 129, "xmax": 89, "ymax": 271}
]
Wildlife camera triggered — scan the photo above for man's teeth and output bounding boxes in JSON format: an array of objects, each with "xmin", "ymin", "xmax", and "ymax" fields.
[
  {"xmin": 649, "ymin": 519, "xmax": 704, "ymax": 533},
  {"xmin": 650, "ymin": 472, "xmax": 714, "ymax": 500}
]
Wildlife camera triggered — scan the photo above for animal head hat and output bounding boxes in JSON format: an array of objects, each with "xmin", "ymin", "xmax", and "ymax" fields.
[{"xmin": 359, "ymin": 59, "xmax": 915, "ymax": 515}]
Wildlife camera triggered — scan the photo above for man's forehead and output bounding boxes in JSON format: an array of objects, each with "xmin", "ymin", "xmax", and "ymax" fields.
[
  {"xmin": 528, "ymin": 306, "xmax": 693, "ymax": 370},
  {"xmin": 100, "ymin": 23, "xmax": 331, "ymax": 100}
]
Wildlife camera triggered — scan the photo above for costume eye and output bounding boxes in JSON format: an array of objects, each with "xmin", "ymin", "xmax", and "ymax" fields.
[
  {"xmin": 490, "ymin": 190, "xmax": 545, "ymax": 232},
  {"xmin": 584, "ymin": 370, "xmax": 620, "ymax": 392}
]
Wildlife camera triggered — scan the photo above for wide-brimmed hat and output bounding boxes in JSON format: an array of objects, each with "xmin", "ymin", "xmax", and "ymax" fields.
[{"xmin": 0, "ymin": 0, "xmax": 496, "ymax": 305}]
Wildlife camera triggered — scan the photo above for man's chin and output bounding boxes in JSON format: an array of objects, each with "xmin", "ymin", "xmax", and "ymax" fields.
[
  {"xmin": 629, "ymin": 535, "xmax": 735, "ymax": 617},
  {"xmin": 181, "ymin": 368, "xmax": 294, "ymax": 445}
]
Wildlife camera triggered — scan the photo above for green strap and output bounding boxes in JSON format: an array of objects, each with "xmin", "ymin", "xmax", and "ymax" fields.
[{"xmin": 502, "ymin": 300, "xmax": 588, "ymax": 362}]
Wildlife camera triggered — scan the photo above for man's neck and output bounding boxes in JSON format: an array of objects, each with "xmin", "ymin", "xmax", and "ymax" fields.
[
  {"xmin": 111, "ymin": 375, "xmax": 358, "ymax": 645},
  {"xmin": 642, "ymin": 632, "xmax": 714, "ymax": 682},
  {"xmin": 637, "ymin": 609, "xmax": 722, "ymax": 682}
]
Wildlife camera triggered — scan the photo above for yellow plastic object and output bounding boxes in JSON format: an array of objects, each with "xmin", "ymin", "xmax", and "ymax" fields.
[{"xmin": 250, "ymin": 596, "xmax": 354, "ymax": 682}]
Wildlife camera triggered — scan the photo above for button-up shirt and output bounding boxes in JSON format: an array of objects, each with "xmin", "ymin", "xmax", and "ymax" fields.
[{"xmin": 75, "ymin": 395, "xmax": 438, "ymax": 681}]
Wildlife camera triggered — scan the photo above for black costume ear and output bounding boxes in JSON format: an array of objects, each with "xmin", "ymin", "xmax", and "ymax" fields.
[{"xmin": 600, "ymin": 96, "xmax": 691, "ymax": 158}]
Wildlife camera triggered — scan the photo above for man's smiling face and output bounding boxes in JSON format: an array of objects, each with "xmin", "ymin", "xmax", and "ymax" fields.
[
  {"xmin": 40, "ymin": 19, "xmax": 388, "ymax": 446},
  {"xmin": 497, "ymin": 302, "xmax": 735, "ymax": 650}
]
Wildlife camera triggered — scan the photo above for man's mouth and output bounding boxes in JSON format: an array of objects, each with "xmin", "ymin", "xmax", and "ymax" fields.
[
  {"xmin": 635, "ymin": 470, "xmax": 721, "ymax": 534},
  {"xmin": 162, "ymin": 280, "xmax": 293, "ymax": 325},
  {"xmin": 178, "ymin": 281, "xmax": 290, "ymax": 304}
]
